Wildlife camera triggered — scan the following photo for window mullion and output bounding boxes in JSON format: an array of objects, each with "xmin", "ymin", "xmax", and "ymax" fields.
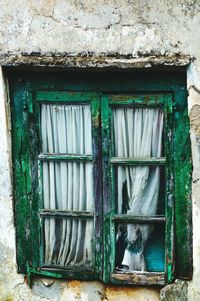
[
  {"xmin": 101, "ymin": 94, "xmax": 114, "ymax": 283},
  {"xmin": 91, "ymin": 93, "xmax": 102, "ymax": 279},
  {"xmin": 164, "ymin": 93, "xmax": 175, "ymax": 283}
]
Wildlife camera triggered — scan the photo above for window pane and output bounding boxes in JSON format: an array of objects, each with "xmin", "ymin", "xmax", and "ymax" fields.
[
  {"xmin": 42, "ymin": 161, "xmax": 94, "ymax": 211},
  {"xmin": 41, "ymin": 104, "xmax": 92, "ymax": 155},
  {"xmin": 114, "ymin": 166, "xmax": 165, "ymax": 215},
  {"xmin": 112, "ymin": 108, "xmax": 164, "ymax": 157},
  {"xmin": 43, "ymin": 217, "xmax": 93, "ymax": 268},
  {"xmin": 115, "ymin": 223, "xmax": 165, "ymax": 272}
]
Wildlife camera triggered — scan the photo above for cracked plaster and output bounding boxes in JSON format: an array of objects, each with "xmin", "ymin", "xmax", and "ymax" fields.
[{"xmin": 0, "ymin": 0, "xmax": 200, "ymax": 59}]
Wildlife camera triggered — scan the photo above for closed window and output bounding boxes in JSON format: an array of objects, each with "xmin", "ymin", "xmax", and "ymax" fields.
[{"xmin": 10, "ymin": 71, "xmax": 192, "ymax": 286}]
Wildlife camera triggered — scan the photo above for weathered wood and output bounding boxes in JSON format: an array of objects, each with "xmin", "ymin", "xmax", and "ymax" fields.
[
  {"xmin": 110, "ymin": 157, "xmax": 166, "ymax": 165},
  {"xmin": 111, "ymin": 272, "xmax": 165, "ymax": 286},
  {"xmin": 164, "ymin": 93, "xmax": 175, "ymax": 283},
  {"xmin": 38, "ymin": 154, "xmax": 93, "ymax": 161},
  {"xmin": 112, "ymin": 215, "xmax": 166, "ymax": 223},
  {"xmin": 108, "ymin": 94, "xmax": 165, "ymax": 105},
  {"xmin": 101, "ymin": 94, "xmax": 114, "ymax": 283},
  {"xmin": 91, "ymin": 93, "xmax": 103, "ymax": 279},
  {"xmin": 174, "ymin": 89, "xmax": 193, "ymax": 279},
  {"xmin": 28, "ymin": 266, "xmax": 96, "ymax": 282},
  {"xmin": 35, "ymin": 91, "xmax": 92, "ymax": 102},
  {"xmin": 40, "ymin": 209, "xmax": 94, "ymax": 218},
  {"xmin": 41, "ymin": 266, "xmax": 94, "ymax": 273},
  {"xmin": 10, "ymin": 71, "xmax": 191, "ymax": 283},
  {"xmin": 111, "ymin": 103, "xmax": 164, "ymax": 108}
]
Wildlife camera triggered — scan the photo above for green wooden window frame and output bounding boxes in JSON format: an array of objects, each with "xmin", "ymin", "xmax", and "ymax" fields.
[{"xmin": 9, "ymin": 70, "xmax": 192, "ymax": 287}]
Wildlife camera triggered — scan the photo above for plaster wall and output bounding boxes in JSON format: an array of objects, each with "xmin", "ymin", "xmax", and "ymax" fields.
[{"xmin": 0, "ymin": 1, "xmax": 200, "ymax": 300}]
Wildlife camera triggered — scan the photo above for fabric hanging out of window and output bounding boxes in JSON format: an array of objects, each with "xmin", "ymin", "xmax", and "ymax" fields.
[
  {"xmin": 41, "ymin": 104, "xmax": 94, "ymax": 267},
  {"xmin": 113, "ymin": 108, "xmax": 164, "ymax": 271}
]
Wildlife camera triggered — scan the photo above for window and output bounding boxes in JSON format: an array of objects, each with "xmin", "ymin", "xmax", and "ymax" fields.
[{"xmin": 10, "ymin": 71, "xmax": 192, "ymax": 286}]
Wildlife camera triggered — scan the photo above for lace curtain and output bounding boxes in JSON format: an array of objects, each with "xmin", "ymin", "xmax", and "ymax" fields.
[
  {"xmin": 113, "ymin": 108, "xmax": 163, "ymax": 271},
  {"xmin": 41, "ymin": 104, "xmax": 93, "ymax": 267}
]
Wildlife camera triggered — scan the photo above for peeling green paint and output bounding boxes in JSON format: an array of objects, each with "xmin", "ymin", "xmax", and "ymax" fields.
[{"xmin": 9, "ymin": 71, "xmax": 191, "ymax": 285}]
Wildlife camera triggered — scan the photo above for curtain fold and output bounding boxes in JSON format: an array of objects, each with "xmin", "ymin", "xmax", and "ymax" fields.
[
  {"xmin": 113, "ymin": 108, "xmax": 163, "ymax": 271},
  {"xmin": 41, "ymin": 104, "xmax": 93, "ymax": 267}
]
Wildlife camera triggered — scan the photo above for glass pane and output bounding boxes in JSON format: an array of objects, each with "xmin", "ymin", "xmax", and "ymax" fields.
[
  {"xmin": 112, "ymin": 108, "xmax": 164, "ymax": 157},
  {"xmin": 42, "ymin": 161, "xmax": 94, "ymax": 211},
  {"xmin": 43, "ymin": 217, "xmax": 93, "ymax": 268},
  {"xmin": 115, "ymin": 223, "xmax": 165, "ymax": 272},
  {"xmin": 114, "ymin": 166, "xmax": 165, "ymax": 215},
  {"xmin": 40, "ymin": 104, "xmax": 92, "ymax": 155}
]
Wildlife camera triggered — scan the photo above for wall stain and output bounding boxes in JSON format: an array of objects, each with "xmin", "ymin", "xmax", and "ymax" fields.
[
  {"xmin": 190, "ymin": 104, "xmax": 200, "ymax": 136},
  {"xmin": 0, "ymin": 296, "xmax": 13, "ymax": 301},
  {"xmin": 105, "ymin": 285, "xmax": 160, "ymax": 300},
  {"xmin": 68, "ymin": 280, "xmax": 81, "ymax": 299}
]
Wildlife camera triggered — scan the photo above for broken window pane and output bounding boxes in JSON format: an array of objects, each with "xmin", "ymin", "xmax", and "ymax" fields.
[{"xmin": 115, "ymin": 223, "xmax": 165, "ymax": 272}]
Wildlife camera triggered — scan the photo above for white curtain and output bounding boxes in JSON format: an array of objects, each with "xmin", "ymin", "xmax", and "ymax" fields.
[
  {"xmin": 41, "ymin": 104, "xmax": 94, "ymax": 267},
  {"xmin": 113, "ymin": 108, "xmax": 163, "ymax": 271}
]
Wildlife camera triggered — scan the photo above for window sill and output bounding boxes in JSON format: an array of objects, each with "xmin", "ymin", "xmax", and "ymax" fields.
[
  {"xmin": 26, "ymin": 266, "xmax": 165, "ymax": 287},
  {"xmin": 26, "ymin": 266, "xmax": 101, "ymax": 287},
  {"xmin": 110, "ymin": 271, "xmax": 165, "ymax": 286}
]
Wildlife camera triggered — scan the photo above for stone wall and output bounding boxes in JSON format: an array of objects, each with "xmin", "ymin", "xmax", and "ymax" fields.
[{"xmin": 0, "ymin": 1, "xmax": 200, "ymax": 300}]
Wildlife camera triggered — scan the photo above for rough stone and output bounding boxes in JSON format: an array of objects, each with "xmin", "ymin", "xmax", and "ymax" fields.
[
  {"xmin": 0, "ymin": 52, "xmax": 191, "ymax": 68},
  {"xmin": 160, "ymin": 280, "xmax": 188, "ymax": 301}
]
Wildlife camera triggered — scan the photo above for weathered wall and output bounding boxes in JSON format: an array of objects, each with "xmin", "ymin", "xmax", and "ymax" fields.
[{"xmin": 0, "ymin": 1, "xmax": 200, "ymax": 300}]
